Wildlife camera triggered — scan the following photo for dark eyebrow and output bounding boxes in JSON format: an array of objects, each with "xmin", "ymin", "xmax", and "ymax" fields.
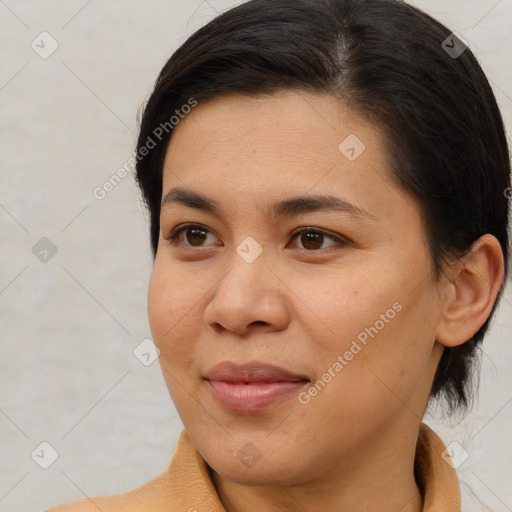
[{"xmin": 161, "ymin": 187, "xmax": 376, "ymax": 220}]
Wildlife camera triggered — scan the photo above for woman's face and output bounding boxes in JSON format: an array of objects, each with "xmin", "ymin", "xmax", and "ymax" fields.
[{"xmin": 148, "ymin": 90, "xmax": 445, "ymax": 485}]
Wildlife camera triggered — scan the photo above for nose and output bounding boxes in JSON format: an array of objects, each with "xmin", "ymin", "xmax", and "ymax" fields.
[{"xmin": 203, "ymin": 248, "xmax": 290, "ymax": 336}]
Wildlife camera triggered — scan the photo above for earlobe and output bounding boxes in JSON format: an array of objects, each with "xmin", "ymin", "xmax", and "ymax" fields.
[{"xmin": 436, "ymin": 234, "xmax": 505, "ymax": 348}]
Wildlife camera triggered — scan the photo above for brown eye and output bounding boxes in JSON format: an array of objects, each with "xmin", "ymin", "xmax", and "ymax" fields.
[
  {"xmin": 185, "ymin": 227, "xmax": 209, "ymax": 246},
  {"xmin": 300, "ymin": 231, "xmax": 324, "ymax": 250},
  {"xmin": 165, "ymin": 224, "xmax": 219, "ymax": 248},
  {"xmin": 290, "ymin": 228, "xmax": 348, "ymax": 251}
]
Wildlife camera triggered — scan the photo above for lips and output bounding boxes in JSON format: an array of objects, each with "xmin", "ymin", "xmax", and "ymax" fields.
[
  {"xmin": 204, "ymin": 361, "xmax": 309, "ymax": 383},
  {"xmin": 204, "ymin": 361, "xmax": 310, "ymax": 412}
]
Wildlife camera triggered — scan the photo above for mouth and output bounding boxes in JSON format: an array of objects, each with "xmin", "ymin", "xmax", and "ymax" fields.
[{"xmin": 204, "ymin": 361, "xmax": 310, "ymax": 412}]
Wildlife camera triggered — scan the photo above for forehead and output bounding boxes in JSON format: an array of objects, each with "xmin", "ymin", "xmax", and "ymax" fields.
[
  {"xmin": 161, "ymin": 90, "xmax": 412, "ymax": 223},
  {"xmin": 165, "ymin": 92, "xmax": 381, "ymax": 172}
]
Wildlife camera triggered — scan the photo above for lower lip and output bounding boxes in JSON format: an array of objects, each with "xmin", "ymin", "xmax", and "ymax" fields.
[{"xmin": 207, "ymin": 380, "xmax": 309, "ymax": 412}]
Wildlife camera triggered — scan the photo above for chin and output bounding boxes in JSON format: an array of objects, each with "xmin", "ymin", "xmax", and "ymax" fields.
[
  {"xmin": 201, "ymin": 438, "xmax": 311, "ymax": 487},
  {"xmin": 210, "ymin": 458, "xmax": 304, "ymax": 486}
]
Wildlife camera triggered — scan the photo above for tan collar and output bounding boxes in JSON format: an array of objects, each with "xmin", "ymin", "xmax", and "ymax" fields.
[{"xmin": 415, "ymin": 423, "xmax": 461, "ymax": 511}]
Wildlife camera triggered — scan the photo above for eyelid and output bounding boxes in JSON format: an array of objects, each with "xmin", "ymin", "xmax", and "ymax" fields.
[{"xmin": 163, "ymin": 223, "xmax": 351, "ymax": 250}]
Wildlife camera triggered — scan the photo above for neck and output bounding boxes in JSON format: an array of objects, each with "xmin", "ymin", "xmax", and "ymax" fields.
[{"xmin": 211, "ymin": 420, "xmax": 424, "ymax": 512}]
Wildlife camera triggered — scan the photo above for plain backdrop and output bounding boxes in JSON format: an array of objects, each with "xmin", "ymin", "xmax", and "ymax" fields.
[{"xmin": 1, "ymin": 1, "xmax": 511, "ymax": 511}]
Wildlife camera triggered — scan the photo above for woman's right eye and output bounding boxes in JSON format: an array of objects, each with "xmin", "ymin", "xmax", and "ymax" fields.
[{"xmin": 164, "ymin": 223, "xmax": 220, "ymax": 248}]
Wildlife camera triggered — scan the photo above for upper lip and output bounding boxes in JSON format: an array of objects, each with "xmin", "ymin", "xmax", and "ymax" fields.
[{"xmin": 205, "ymin": 361, "xmax": 310, "ymax": 383}]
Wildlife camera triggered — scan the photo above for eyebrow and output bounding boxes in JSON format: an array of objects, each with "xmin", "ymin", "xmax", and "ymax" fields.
[{"xmin": 161, "ymin": 187, "xmax": 376, "ymax": 220}]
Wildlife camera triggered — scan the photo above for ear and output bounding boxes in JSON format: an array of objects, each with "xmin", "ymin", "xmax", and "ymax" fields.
[{"xmin": 436, "ymin": 234, "xmax": 505, "ymax": 347}]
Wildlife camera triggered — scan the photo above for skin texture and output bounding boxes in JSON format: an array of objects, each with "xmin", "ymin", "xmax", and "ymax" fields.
[{"xmin": 147, "ymin": 90, "xmax": 504, "ymax": 512}]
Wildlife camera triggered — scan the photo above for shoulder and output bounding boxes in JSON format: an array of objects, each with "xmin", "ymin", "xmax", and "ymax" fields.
[{"xmin": 45, "ymin": 471, "xmax": 171, "ymax": 512}]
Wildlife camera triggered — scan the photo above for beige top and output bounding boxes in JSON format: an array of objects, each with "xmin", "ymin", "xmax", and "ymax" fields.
[{"xmin": 47, "ymin": 423, "xmax": 460, "ymax": 511}]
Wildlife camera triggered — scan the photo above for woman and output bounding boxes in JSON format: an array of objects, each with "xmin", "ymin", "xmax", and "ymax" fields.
[{"xmin": 48, "ymin": 0, "xmax": 510, "ymax": 510}]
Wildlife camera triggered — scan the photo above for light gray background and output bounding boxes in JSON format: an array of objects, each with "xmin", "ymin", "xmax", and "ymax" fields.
[{"xmin": 1, "ymin": 1, "xmax": 511, "ymax": 511}]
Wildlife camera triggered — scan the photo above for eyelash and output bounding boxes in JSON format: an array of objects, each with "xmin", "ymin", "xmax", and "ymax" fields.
[{"xmin": 163, "ymin": 223, "xmax": 350, "ymax": 252}]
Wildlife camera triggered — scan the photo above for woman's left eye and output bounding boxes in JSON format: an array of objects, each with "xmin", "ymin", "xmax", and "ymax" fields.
[
  {"xmin": 164, "ymin": 224, "xmax": 348, "ymax": 251},
  {"xmin": 289, "ymin": 227, "xmax": 348, "ymax": 251}
]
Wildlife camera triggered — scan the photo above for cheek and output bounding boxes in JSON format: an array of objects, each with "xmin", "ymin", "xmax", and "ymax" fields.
[
  {"xmin": 289, "ymin": 266, "xmax": 393, "ymax": 352},
  {"xmin": 295, "ymin": 262, "xmax": 437, "ymax": 397},
  {"xmin": 147, "ymin": 266, "xmax": 169, "ymax": 345},
  {"xmin": 147, "ymin": 263, "xmax": 207, "ymax": 413},
  {"xmin": 147, "ymin": 261, "xmax": 200, "ymax": 360}
]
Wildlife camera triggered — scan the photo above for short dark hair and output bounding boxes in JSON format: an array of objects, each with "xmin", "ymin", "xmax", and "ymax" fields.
[{"xmin": 135, "ymin": 0, "xmax": 510, "ymax": 412}]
